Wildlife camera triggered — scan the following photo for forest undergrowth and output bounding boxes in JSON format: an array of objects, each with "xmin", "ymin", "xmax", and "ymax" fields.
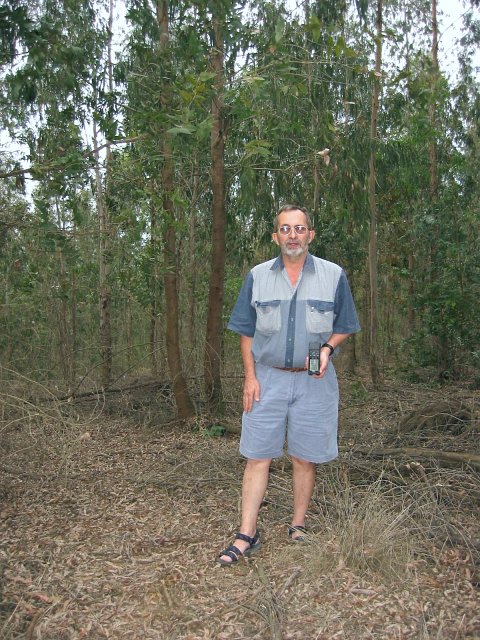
[{"xmin": 0, "ymin": 370, "xmax": 479, "ymax": 639}]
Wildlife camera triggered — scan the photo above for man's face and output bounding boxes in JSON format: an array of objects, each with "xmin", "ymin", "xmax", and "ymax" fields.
[{"xmin": 272, "ymin": 209, "xmax": 315, "ymax": 259}]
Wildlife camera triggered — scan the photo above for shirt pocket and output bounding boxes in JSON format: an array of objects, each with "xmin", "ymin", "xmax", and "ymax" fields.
[
  {"xmin": 255, "ymin": 299, "xmax": 281, "ymax": 334},
  {"xmin": 306, "ymin": 299, "xmax": 334, "ymax": 334}
]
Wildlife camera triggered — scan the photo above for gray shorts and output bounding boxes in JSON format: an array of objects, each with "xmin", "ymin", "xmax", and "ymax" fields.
[{"xmin": 240, "ymin": 363, "xmax": 339, "ymax": 464}]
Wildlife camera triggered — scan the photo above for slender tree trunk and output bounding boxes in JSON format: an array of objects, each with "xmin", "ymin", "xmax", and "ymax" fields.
[
  {"xmin": 126, "ymin": 291, "xmax": 133, "ymax": 371},
  {"xmin": 93, "ymin": 120, "xmax": 112, "ymax": 386},
  {"xmin": 188, "ymin": 172, "xmax": 199, "ymax": 350},
  {"xmin": 93, "ymin": 0, "xmax": 116, "ymax": 387},
  {"xmin": 150, "ymin": 199, "xmax": 159, "ymax": 376},
  {"xmin": 428, "ymin": 0, "xmax": 448, "ymax": 374},
  {"xmin": 408, "ymin": 252, "xmax": 415, "ymax": 332},
  {"xmin": 55, "ymin": 202, "xmax": 71, "ymax": 385},
  {"xmin": 204, "ymin": 14, "xmax": 227, "ymax": 414},
  {"xmin": 367, "ymin": 0, "xmax": 383, "ymax": 386},
  {"xmin": 157, "ymin": 0, "xmax": 195, "ymax": 419},
  {"xmin": 429, "ymin": 0, "xmax": 439, "ymax": 201},
  {"xmin": 343, "ymin": 268, "xmax": 357, "ymax": 374},
  {"xmin": 403, "ymin": 16, "xmax": 417, "ymax": 338},
  {"xmin": 70, "ymin": 219, "xmax": 77, "ymax": 383}
]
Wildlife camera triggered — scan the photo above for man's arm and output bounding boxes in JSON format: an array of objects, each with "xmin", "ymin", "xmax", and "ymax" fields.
[
  {"xmin": 240, "ymin": 335, "xmax": 260, "ymax": 412},
  {"xmin": 312, "ymin": 268, "xmax": 361, "ymax": 378}
]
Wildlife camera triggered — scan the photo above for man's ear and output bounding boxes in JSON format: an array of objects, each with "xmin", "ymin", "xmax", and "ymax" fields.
[
  {"xmin": 272, "ymin": 232, "xmax": 280, "ymax": 246},
  {"xmin": 308, "ymin": 230, "xmax": 316, "ymax": 243}
]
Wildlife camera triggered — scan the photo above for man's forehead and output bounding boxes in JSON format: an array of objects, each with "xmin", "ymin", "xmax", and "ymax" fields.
[{"xmin": 277, "ymin": 209, "xmax": 308, "ymax": 224}]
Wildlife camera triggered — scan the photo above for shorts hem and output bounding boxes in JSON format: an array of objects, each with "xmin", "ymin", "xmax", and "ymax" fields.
[
  {"xmin": 240, "ymin": 449, "xmax": 284, "ymax": 460},
  {"xmin": 287, "ymin": 451, "xmax": 338, "ymax": 465}
]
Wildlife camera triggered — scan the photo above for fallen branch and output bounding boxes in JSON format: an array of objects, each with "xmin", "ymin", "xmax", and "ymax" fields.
[
  {"xmin": 354, "ymin": 446, "xmax": 480, "ymax": 470},
  {"xmin": 395, "ymin": 398, "xmax": 478, "ymax": 434},
  {"xmin": 40, "ymin": 379, "xmax": 171, "ymax": 403}
]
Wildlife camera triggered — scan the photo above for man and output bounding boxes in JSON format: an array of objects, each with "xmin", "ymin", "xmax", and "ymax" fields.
[{"xmin": 218, "ymin": 204, "xmax": 360, "ymax": 566}]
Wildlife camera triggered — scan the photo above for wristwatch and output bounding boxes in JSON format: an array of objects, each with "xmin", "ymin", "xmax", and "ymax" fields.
[{"xmin": 321, "ymin": 342, "xmax": 334, "ymax": 356}]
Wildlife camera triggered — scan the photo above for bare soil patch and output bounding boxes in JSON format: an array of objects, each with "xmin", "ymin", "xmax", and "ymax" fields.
[{"xmin": 1, "ymin": 374, "xmax": 479, "ymax": 639}]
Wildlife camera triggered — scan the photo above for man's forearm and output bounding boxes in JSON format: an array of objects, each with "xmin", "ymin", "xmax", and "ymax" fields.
[
  {"xmin": 240, "ymin": 335, "xmax": 256, "ymax": 379},
  {"xmin": 321, "ymin": 333, "xmax": 352, "ymax": 351}
]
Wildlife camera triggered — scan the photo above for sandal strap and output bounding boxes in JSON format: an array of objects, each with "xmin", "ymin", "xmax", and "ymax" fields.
[
  {"xmin": 288, "ymin": 525, "xmax": 307, "ymax": 536},
  {"xmin": 220, "ymin": 544, "xmax": 243, "ymax": 561},
  {"xmin": 235, "ymin": 531, "xmax": 258, "ymax": 546}
]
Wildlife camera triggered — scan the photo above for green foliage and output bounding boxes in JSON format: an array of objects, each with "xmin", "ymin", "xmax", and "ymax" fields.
[
  {"xmin": 203, "ymin": 424, "xmax": 226, "ymax": 437},
  {"xmin": 0, "ymin": 0, "xmax": 479, "ymax": 387}
]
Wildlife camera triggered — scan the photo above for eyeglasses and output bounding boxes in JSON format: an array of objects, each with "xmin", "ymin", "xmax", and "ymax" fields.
[{"xmin": 277, "ymin": 224, "xmax": 309, "ymax": 236}]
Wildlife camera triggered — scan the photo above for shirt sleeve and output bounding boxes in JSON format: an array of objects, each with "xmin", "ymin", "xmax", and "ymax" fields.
[
  {"xmin": 227, "ymin": 271, "xmax": 257, "ymax": 337},
  {"xmin": 333, "ymin": 270, "xmax": 361, "ymax": 334}
]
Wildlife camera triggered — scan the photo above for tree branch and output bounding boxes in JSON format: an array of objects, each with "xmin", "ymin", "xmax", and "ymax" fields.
[{"xmin": 0, "ymin": 135, "xmax": 147, "ymax": 179}]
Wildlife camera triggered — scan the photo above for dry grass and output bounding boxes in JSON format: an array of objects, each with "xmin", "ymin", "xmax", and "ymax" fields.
[
  {"xmin": 0, "ymin": 372, "xmax": 479, "ymax": 639},
  {"xmin": 0, "ymin": 370, "xmax": 103, "ymax": 479},
  {"xmin": 311, "ymin": 474, "xmax": 415, "ymax": 579}
]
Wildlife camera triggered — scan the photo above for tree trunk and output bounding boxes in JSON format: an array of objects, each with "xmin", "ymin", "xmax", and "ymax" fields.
[
  {"xmin": 408, "ymin": 251, "xmax": 415, "ymax": 333},
  {"xmin": 343, "ymin": 270, "xmax": 357, "ymax": 373},
  {"xmin": 367, "ymin": 0, "xmax": 383, "ymax": 386},
  {"xmin": 93, "ymin": 0, "xmax": 116, "ymax": 387},
  {"xmin": 428, "ymin": 0, "xmax": 448, "ymax": 374},
  {"xmin": 204, "ymin": 14, "xmax": 227, "ymax": 414},
  {"xmin": 150, "ymin": 199, "xmax": 159, "ymax": 376},
  {"xmin": 93, "ymin": 119, "xmax": 112, "ymax": 387},
  {"xmin": 70, "ymin": 220, "xmax": 78, "ymax": 383},
  {"xmin": 188, "ymin": 176, "xmax": 198, "ymax": 350},
  {"xmin": 126, "ymin": 291, "xmax": 133, "ymax": 371},
  {"xmin": 157, "ymin": 0, "xmax": 195, "ymax": 419},
  {"xmin": 429, "ymin": 0, "xmax": 439, "ymax": 202},
  {"xmin": 55, "ymin": 202, "xmax": 71, "ymax": 386}
]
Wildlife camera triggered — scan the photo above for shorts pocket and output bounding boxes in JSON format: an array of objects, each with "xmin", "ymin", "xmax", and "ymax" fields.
[
  {"xmin": 306, "ymin": 299, "xmax": 334, "ymax": 334},
  {"xmin": 255, "ymin": 299, "xmax": 281, "ymax": 334}
]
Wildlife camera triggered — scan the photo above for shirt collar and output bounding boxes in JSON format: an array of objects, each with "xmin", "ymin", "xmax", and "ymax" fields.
[{"xmin": 271, "ymin": 252, "xmax": 315, "ymax": 272}]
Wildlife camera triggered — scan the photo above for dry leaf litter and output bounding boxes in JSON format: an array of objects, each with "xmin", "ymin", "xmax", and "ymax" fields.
[{"xmin": 0, "ymin": 374, "xmax": 479, "ymax": 639}]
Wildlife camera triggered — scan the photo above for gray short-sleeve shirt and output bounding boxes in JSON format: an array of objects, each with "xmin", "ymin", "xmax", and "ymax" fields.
[{"xmin": 228, "ymin": 253, "xmax": 361, "ymax": 368}]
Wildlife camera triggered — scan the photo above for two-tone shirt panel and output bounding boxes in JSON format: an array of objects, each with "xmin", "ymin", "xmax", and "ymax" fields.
[{"xmin": 227, "ymin": 253, "xmax": 361, "ymax": 369}]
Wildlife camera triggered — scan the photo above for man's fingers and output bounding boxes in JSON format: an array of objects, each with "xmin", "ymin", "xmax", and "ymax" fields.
[{"xmin": 243, "ymin": 380, "xmax": 260, "ymax": 412}]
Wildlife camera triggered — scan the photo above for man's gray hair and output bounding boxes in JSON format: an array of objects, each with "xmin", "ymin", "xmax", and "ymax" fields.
[{"xmin": 274, "ymin": 204, "xmax": 313, "ymax": 231}]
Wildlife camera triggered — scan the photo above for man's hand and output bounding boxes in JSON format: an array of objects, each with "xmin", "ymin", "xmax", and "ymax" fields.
[
  {"xmin": 316, "ymin": 348, "xmax": 330, "ymax": 378},
  {"xmin": 243, "ymin": 376, "xmax": 260, "ymax": 412},
  {"xmin": 305, "ymin": 348, "xmax": 330, "ymax": 378}
]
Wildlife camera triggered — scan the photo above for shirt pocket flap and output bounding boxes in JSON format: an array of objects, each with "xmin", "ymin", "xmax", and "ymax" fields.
[{"xmin": 307, "ymin": 300, "xmax": 334, "ymax": 313}]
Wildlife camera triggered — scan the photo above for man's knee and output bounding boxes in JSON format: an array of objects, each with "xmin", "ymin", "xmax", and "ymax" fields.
[
  {"xmin": 245, "ymin": 457, "xmax": 272, "ymax": 470},
  {"xmin": 290, "ymin": 455, "xmax": 316, "ymax": 470}
]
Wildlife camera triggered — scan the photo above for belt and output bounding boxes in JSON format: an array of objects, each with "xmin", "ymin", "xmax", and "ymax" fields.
[{"xmin": 273, "ymin": 367, "xmax": 307, "ymax": 373}]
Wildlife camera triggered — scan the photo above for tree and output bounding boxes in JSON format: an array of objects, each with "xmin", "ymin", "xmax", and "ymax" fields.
[
  {"xmin": 157, "ymin": 0, "xmax": 195, "ymax": 418},
  {"xmin": 204, "ymin": 7, "xmax": 228, "ymax": 414},
  {"xmin": 367, "ymin": 0, "xmax": 383, "ymax": 385}
]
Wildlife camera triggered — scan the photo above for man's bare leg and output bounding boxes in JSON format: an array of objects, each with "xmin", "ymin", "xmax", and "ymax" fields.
[
  {"xmin": 290, "ymin": 456, "xmax": 316, "ymax": 539},
  {"xmin": 219, "ymin": 457, "xmax": 271, "ymax": 563}
]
